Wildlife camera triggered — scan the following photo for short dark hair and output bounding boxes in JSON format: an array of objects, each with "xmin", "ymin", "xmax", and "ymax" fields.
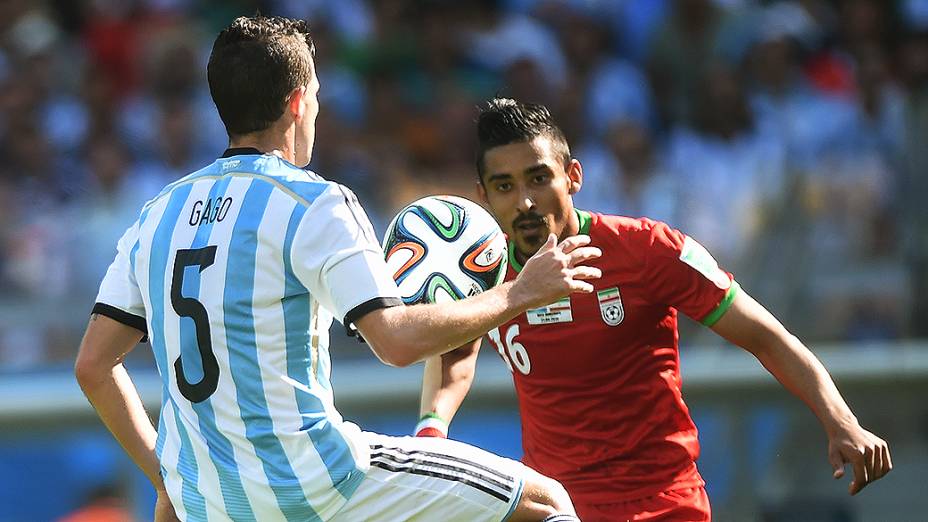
[
  {"xmin": 475, "ymin": 97, "xmax": 571, "ymax": 180},
  {"xmin": 207, "ymin": 16, "xmax": 316, "ymax": 137}
]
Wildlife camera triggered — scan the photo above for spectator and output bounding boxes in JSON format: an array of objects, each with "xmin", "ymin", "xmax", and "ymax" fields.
[
  {"xmin": 899, "ymin": 27, "xmax": 928, "ymax": 336},
  {"xmin": 647, "ymin": 0, "xmax": 738, "ymax": 127},
  {"xmin": 574, "ymin": 119, "xmax": 679, "ymax": 226},
  {"xmin": 668, "ymin": 64, "xmax": 786, "ymax": 268}
]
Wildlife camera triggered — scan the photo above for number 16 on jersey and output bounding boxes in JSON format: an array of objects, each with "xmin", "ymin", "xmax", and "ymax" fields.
[{"xmin": 487, "ymin": 325, "xmax": 531, "ymax": 375}]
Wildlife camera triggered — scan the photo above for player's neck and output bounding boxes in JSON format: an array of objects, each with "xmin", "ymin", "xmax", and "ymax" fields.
[
  {"xmin": 564, "ymin": 207, "xmax": 580, "ymax": 238},
  {"xmin": 229, "ymin": 128, "xmax": 297, "ymax": 164}
]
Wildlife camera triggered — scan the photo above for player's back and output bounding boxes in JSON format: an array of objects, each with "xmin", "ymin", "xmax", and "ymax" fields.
[{"xmin": 130, "ymin": 150, "xmax": 368, "ymax": 520}]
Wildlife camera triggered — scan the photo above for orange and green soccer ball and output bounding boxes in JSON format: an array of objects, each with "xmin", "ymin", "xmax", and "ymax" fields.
[{"xmin": 382, "ymin": 195, "xmax": 507, "ymax": 304}]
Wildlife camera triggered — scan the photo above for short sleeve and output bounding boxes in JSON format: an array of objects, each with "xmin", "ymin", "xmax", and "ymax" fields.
[
  {"xmin": 290, "ymin": 184, "xmax": 402, "ymax": 326},
  {"xmin": 642, "ymin": 222, "xmax": 739, "ymax": 326},
  {"xmin": 94, "ymin": 220, "xmax": 148, "ymax": 337}
]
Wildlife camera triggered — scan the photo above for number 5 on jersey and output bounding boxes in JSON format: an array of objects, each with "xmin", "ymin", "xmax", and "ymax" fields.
[
  {"xmin": 488, "ymin": 325, "xmax": 531, "ymax": 375},
  {"xmin": 171, "ymin": 246, "xmax": 220, "ymax": 403}
]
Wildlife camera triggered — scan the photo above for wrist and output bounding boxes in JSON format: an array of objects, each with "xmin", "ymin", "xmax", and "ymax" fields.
[
  {"xmin": 415, "ymin": 412, "xmax": 449, "ymax": 438},
  {"xmin": 824, "ymin": 411, "xmax": 859, "ymax": 438},
  {"xmin": 505, "ymin": 279, "xmax": 535, "ymax": 312}
]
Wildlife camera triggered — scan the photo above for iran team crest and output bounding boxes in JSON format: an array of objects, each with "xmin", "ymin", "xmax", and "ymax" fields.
[{"xmin": 597, "ymin": 287, "xmax": 624, "ymax": 326}]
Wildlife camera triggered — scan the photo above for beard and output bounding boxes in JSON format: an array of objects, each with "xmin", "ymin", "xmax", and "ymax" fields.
[{"xmin": 512, "ymin": 212, "xmax": 550, "ymax": 253}]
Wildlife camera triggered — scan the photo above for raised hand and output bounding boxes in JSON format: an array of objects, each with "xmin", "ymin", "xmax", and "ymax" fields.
[{"xmin": 514, "ymin": 233, "xmax": 602, "ymax": 309}]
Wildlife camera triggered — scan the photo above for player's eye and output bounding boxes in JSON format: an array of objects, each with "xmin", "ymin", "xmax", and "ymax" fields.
[
  {"xmin": 532, "ymin": 173, "xmax": 550, "ymax": 184},
  {"xmin": 495, "ymin": 182, "xmax": 512, "ymax": 192}
]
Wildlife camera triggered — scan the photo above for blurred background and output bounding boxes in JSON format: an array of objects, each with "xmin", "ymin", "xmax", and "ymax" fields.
[{"xmin": 0, "ymin": 0, "xmax": 926, "ymax": 520}]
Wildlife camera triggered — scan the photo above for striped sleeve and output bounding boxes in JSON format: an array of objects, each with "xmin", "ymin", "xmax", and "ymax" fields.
[
  {"xmin": 94, "ymin": 220, "xmax": 148, "ymax": 337},
  {"xmin": 290, "ymin": 185, "xmax": 402, "ymax": 324}
]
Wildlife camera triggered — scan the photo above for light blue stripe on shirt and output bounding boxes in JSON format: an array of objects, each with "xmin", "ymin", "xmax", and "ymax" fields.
[
  {"xmin": 281, "ymin": 204, "xmax": 364, "ymax": 500},
  {"xmin": 224, "ymin": 180, "xmax": 320, "ymax": 521},
  {"xmin": 181, "ymin": 175, "xmax": 256, "ymax": 521},
  {"xmin": 130, "ymin": 204, "xmax": 170, "ymax": 461},
  {"xmin": 147, "ymin": 183, "xmax": 207, "ymax": 518},
  {"xmin": 172, "ymin": 401, "xmax": 207, "ymax": 521}
]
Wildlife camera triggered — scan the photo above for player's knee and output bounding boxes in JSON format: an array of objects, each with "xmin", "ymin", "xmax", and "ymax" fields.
[{"xmin": 511, "ymin": 469, "xmax": 576, "ymax": 521}]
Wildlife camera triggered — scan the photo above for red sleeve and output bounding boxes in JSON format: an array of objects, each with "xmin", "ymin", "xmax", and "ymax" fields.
[{"xmin": 641, "ymin": 222, "xmax": 739, "ymax": 326}]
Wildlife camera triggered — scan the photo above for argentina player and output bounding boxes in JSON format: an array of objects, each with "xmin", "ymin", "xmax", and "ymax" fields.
[{"xmin": 74, "ymin": 15, "xmax": 601, "ymax": 522}]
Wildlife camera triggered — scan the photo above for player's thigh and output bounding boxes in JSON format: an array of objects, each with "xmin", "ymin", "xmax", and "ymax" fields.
[{"xmin": 331, "ymin": 432, "xmax": 526, "ymax": 522}]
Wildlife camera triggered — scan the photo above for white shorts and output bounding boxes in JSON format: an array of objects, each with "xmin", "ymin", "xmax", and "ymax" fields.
[{"xmin": 331, "ymin": 432, "xmax": 527, "ymax": 521}]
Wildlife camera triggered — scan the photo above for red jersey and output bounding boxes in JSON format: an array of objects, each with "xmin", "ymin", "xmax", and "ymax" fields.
[{"xmin": 486, "ymin": 210, "xmax": 738, "ymax": 504}]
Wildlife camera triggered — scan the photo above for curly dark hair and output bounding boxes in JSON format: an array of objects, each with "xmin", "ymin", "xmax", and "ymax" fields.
[
  {"xmin": 207, "ymin": 16, "xmax": 316, "ymax": 137},
  {"xmin": 475, "ymin": 97, "xmax": 571, "ymax": 180}
]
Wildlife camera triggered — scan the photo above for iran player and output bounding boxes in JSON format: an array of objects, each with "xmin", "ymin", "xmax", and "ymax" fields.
[{"xmin": 416, "ymin": 98, "xmax": 892, "ymax": 521}]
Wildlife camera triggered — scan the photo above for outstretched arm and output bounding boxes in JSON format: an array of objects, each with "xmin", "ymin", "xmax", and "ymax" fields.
[
  {"xmin": 75, "ymin": 315, "xmax": 180, "ymax": 521},
  {"xmin": 710, "ymin": 290, "xmax": 892, "ymax": 495},
  {"xmin": 356, "ymin": 234, "xmax": 601, "ymax": 367},
  {"xmin": 416, "ymin": 340, "xmax": 481, "ymax": 437}
]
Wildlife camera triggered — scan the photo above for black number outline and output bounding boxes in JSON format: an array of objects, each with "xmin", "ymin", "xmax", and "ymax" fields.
[{"xmin": 170, "ymin": 246, "xmax": 219, "ymax": 403}]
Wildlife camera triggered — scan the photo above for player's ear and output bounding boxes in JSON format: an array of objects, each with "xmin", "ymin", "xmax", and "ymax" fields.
[
  {"xmin": 287, "ymin": 86, "xmax": 306, "ymax": 120},
  {"xmin": 476, "ymin": 180, "xmax": 489, "ymax": 205},
  {"xmin": 567, "ymin": 158, "xmax": 583, "ymax": 195}
]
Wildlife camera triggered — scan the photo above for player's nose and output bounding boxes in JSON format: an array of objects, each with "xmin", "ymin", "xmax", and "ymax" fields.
[{"xmin": 516, "ymin": 192, "xmax": 535, "ymax": 213}]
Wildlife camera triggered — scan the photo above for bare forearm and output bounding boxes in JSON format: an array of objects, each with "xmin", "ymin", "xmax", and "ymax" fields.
[
  {"xmin": 420, "ymin": 341, "xmax": 479, "ymax": 421},
  {"xmin": 420, "ymin": 356, "xmax": 454, "ymax": 418},
  {"xmin": 712, "ymin": 292, "xmax": 857, "ymax": 435},
  {"xmin": 358, "ymin": 234, "xmax": 602, "ymax": 366},
  {"xmin": 713, "ymin": 286, "xmax": 891, "ymax": 494},
  {"xmin": 408, "ymin": 282, "xmax": 529, "ymax": 357},
  {"xmin": 79, "ymin": 364, "xmax": 162, "ymax": 488},
  {"xmin": 752, "ymin": 335, "xmax": 856, "ymax": 434},
  {"xmin": 362, "ymin": 281, "xmax": 532, "ymax": 366}
]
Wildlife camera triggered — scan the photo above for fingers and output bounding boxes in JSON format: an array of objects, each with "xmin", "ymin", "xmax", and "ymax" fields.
[
  {"xmin": 566, "ymin": 246, "xmax": 602, "ymax": 267},
  {"xmin": 542, "ymin": 233, "xmax": 558, "ymax": 251},
  {"xmin": 567, "ymin": 279, "xmax": 595, "ymax": 294},
  {"xmin": 557, "ymin": 234, "xmax": 591, "ymax": 254},
  {"xmin": 882, "ymin": 442, "xmax": 893, "ymax": 477},
  {"xmin": 849, "ymin": 452, "xmax": 869, "ymax": 495},
  {"xmin": 850, "ymin": 438, "xmax": 893, "ymax": 494},
  {"xmin": 870, "ymin": 445, "xmax": 886, "ymax": 482},
  {"xmin": 567, "ymin": 267, "xmax": 600, "ymax": 293},
  {"xmin": 829, "ymin": 448, "xmax": 845, "ymax": 479},
  {"xmin": 570, "ymin": 266, "xmax": 602, "ymax": 281},
  {"xmin": 866, "ymin": 444, "xmax": 878, "ymax": 481},
  {"xmin": 829, "ymin": 428, "xmax": 891, "ymax": 496},
  {"xmin": 871, "ymin": 439, "xmax": 891, "ymax": 481}
]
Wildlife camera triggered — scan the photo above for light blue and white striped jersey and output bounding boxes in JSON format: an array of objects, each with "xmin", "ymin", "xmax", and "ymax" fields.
[{"xmin": 94, "ymin": 150, "xmax": 402, "ymax": 521}]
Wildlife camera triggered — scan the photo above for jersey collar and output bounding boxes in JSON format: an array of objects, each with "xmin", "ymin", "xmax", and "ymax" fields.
[
  {"xmin": 221, "ymin": 147, "xmax": 264, "ymax": 158},
  {"xmin": 508, "ymin": 209, "xmax": 592, "ymax": 274}
]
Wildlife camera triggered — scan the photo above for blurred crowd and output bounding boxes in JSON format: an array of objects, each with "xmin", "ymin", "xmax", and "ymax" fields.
[{"xmin": 0, "ymin": 0, "xmax": 926, "ymax": 371}]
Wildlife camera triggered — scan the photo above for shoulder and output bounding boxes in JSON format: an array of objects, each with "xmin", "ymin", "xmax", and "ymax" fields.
[
  {"xmin": 589, "ymin": 212, "xmax": 684, "ymax": 250},
  {"xmin": 290, "ymin": 178, "xmax": 379, "ymax": 244},
  {"xmin": 247, "ymin": 157, "xmax": 334, "ymax": 206}
]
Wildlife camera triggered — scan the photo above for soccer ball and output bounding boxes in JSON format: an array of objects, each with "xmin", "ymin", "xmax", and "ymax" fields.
[{"xmin": 382, "ymin": 195, "xmax": 508, "ymax": 304}]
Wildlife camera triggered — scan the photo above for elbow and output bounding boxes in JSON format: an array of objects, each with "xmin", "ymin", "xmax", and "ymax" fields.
[
  {"xmin": 371, "ymin": 343, "xmax": 418, "ymax": 368},
  {"xmin": 383, "ymin": 355, "xmax": 416, "ymax": 368},
  {"xmin": 74, "ymin": 349, "xmax": 113, "ymax": 392},
  {"xmin": 74, "ymin": 353, "xmax": 98, "ymax": 391},
  {"xmin": 367, "ymin": 331, "xmax": 426, "ymax": 368},
  {"xmin": 355, "ymin": 308, "xmax": 416, "ymax": 367}
]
